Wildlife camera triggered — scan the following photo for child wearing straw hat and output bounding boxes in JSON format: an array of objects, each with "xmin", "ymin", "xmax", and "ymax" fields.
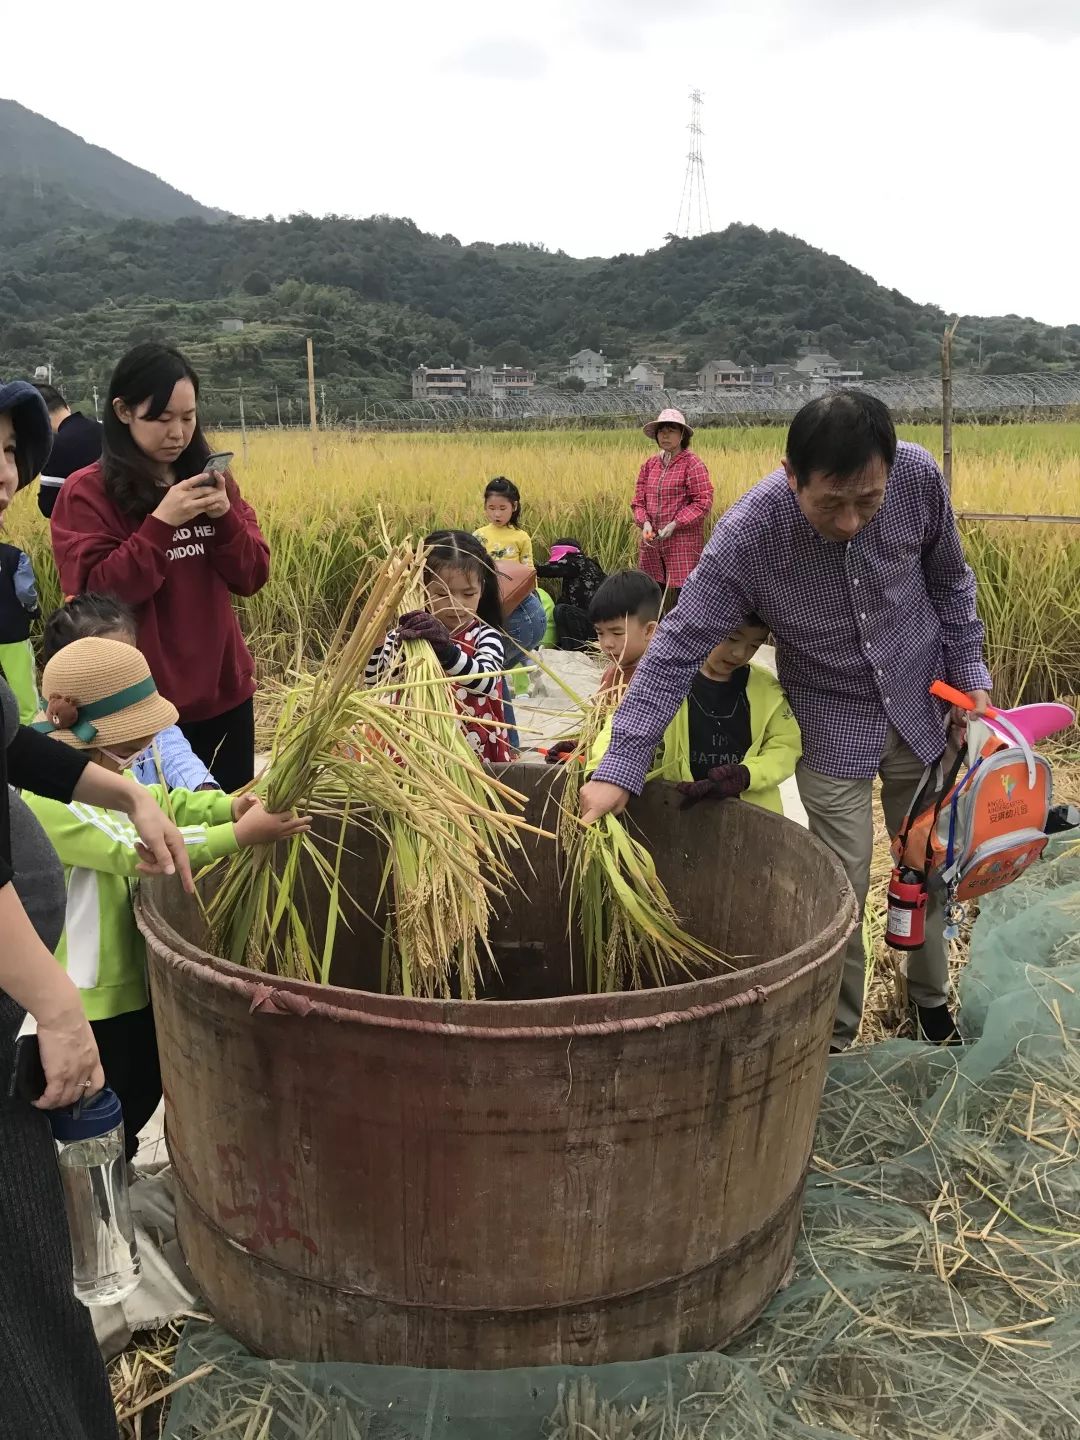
[
  {"xmin": 23, "ymin": 637, "xmax": 308, "ymax": 1158},
  {"xmin": 43, "ymin": 592, "xmax": 220, "ymax": 791}
]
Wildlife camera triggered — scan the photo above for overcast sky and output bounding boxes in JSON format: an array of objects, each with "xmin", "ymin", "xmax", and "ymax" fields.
[{"xmin": 7, "ymin": 0, "xmax": 1078, "ymax": 324}]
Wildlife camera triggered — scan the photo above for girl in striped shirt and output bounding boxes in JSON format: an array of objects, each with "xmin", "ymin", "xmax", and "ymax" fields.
[{"xmin": 365, "ymin": 530, "xmax": 512, "ymax": 764}]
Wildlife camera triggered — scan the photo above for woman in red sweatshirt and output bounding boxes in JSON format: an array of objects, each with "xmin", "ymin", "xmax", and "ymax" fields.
[{"xmin": 50, "ymin": 344, "xmax": 269, "ymax": 791}]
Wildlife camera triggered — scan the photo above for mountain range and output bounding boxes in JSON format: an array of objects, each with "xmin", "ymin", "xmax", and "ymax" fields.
[{"xmin": 1, "ymin": 98, "xmax": 1076, "ymax": 418}]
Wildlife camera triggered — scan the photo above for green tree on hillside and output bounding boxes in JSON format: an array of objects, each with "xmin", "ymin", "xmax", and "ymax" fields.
[{"xmin": 0, "ymin": 202, "xmax": 1075, "ymax": 408}]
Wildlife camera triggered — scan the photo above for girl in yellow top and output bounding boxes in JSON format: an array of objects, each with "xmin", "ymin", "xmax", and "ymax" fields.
[
  {"xmin": 473, "ymin": 476, "xmax": 545, "ymax": 704},
  {"xmin": 591, "ymin": 616, "xmax": 801, "ymax": 814},
  {"xmin": 473, "ymin": 476, "xmax": 534, "ymax": 565}
]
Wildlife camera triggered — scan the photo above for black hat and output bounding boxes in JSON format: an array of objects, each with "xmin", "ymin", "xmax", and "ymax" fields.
[{"xmin": 0, "ymin": 380, "xmax": 54, "ymax": 489}]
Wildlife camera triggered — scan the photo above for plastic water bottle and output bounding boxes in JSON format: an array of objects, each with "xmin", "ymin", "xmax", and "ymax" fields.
[{"xmin": 51, "ymin": 1088, "xmax": 141, "ymax": 1306}]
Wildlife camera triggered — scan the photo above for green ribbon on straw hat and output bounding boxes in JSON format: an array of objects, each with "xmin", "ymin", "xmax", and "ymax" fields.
[{"xmin": 32, "ymin": 677, "xmax": 159, "ymax": 744}]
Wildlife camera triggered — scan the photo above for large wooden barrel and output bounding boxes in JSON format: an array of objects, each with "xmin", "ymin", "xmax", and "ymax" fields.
[{"xmin": 138, "ymin": 766, "xmax": 854, "ymax": 1368}]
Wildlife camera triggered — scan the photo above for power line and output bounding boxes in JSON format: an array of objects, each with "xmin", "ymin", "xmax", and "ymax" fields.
[{"xmin": 674, "ymin": 89, "xmax": 712, "ymax": 239}]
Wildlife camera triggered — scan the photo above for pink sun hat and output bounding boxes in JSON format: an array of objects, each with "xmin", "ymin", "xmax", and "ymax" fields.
[
  {"xmin": 547, "ymin": 543, "xmax": 580, "ymax": 564},
  {"xmin": 643, "ymin": 408, "xmax": 693, "ymax": 441}
]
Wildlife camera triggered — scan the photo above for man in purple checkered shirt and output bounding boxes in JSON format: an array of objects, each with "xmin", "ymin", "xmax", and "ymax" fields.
[{"xmin": 582, "ymin": 392, "xmax": 991, "ymax": 1048}]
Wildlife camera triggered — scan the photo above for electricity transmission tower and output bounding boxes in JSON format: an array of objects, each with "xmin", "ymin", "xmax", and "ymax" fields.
[{"xmin": 674, "ymin": 89, "xmax": 712, "ymax": 238}]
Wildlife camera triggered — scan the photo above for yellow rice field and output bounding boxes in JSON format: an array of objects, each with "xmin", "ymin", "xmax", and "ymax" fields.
[{"xmin": 10, "ymin": 422, "xmax": 1080, "ymax": 706}]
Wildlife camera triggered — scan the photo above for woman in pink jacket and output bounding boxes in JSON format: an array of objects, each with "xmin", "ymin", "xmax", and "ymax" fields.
[{"xmin": 631, "ymin": 407, "xmax": 713, "ymax": 608}]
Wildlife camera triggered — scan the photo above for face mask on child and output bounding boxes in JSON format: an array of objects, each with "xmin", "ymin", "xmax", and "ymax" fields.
[{"xmin": 97, "ymin": 744, "xmax": 151, "ymax": 772}]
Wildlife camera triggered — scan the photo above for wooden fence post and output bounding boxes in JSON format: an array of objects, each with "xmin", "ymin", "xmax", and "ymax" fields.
[
  {"xmin": 306, "ymin": 338, "xmax": 318, "ymax": 457},
  {"xmin": 237, "ymin": 377, "xmax": 248, "ymax": 463},
  {"xmin": 941, "ymin": 316, "xmax": 959, "ymax": 491}
]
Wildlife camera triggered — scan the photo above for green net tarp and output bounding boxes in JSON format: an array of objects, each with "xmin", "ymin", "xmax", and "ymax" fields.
[{"xmin": 164, "ymin": 840, "xmax": 1080, "ymax": 1439}]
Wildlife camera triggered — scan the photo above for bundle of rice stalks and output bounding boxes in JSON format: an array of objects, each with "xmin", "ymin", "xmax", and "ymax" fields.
[
  {"xmin": 373, "ymin": 567, "xmax": 533, "ymax": 998},
  {"xmin": 206, "ymin": 539, "xmax": 417, "ymax": 978},
  {"xmin": 206, "ymin": 534, "xmax": 534, "ymax": 995},
  {"xmin": 556, "ymin": 691, "xmax": 728, "ymax": 993}
]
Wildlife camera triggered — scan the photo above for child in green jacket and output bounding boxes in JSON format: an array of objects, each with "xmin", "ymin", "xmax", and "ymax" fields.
[
  {"xmin": 25, "ymin": 636, "xmax": 308, "ymax": 1158},
  {"xmin": 590, "ymin": 615, "xmax": 801, "ymax": 814}
]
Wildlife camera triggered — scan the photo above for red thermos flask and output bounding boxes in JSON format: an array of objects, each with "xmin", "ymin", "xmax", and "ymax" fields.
[{"xmin": 885, "ymin": 868, "xmax": 928, "ymax": 949}]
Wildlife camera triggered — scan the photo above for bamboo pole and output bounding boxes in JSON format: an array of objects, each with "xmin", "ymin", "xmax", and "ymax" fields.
[
  {"xmin": 306, "ymin": 337, "xmax": 318, "ymax": 457},
  {"xmin": 237, "ymin": 376, "xmax": 248, "ymax": 463},
  {"xmin": 941, "ymin": 316, "xmax": 959, "ymax": 491}
]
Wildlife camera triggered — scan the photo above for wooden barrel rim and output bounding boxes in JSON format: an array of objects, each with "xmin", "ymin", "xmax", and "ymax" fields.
[{"xmin": 137, "ymin": 892, "xmax": 854, "ymax": 1041}]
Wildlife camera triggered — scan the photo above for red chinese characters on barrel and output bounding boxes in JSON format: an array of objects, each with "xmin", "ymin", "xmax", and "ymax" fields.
[{"xmin": 215, "ymin": 1143, "xmax": 319, "ymax": 1256}]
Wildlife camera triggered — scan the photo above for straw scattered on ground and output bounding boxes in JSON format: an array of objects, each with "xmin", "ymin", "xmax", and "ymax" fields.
[{"xmin": 109, "ymin": 1318, "xmax": 204, "ymax": 1440}]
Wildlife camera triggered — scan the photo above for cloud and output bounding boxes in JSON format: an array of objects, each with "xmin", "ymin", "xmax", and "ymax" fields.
[
  {"xmin": 789, "ymin": 0, "xmax": 1080, "ymax": 39},
  {"xmin": 451, "ymin": 38, "xmax": 549, "ymax": 79},
  {"xmin": 574, "ymin": 0, "xmax": 715, "ymax": 50},
  {"xmin": 574, "ymin": 0, "xmax": 1080, "ymax": 45}
]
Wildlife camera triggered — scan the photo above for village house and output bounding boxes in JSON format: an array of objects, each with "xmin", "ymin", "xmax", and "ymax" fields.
[
  {"xmin": 697, "ymin": 358, "xmax": 749, "ymax": 390},
  {"xmin": 469, "ymin": 366, "xmax": 537, "ymax": 400},
  {"xmin": 623, "ymin": 362, "xmax": 665, "ymax": 391},
  {"xmin": 564, "ymin": 348, "xmax": 613, "ymax": 388},
  {"xmin": 750, "ymin": 363, "xmax": 799, "ymax": 389},
  {"xmin": 792, "ymin": 352, "xmax": 864, "ymax": 385},
  {"xmin": 411, "ymin": 365, "xmax": 470, "ymax": 400},
  {"xmin": 412, "ymin": 364, "xmax": 538, "ymax": 402}
]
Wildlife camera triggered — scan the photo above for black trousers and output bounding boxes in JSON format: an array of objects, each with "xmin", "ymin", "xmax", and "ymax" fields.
[
  {"xmin": 90, "ymin": 1005, "xmax": 161, "ymax": 1163},
  {"xmin": 0, "ymin": 993, "xmax": 119, "ymax": 1439},
  {"xmin": 180, "ymin": 696, "xmax": 255, "ymax": 793},
  {"xmin": 553, "ymin": 603, "xmax": 594, "ymax": 652}
]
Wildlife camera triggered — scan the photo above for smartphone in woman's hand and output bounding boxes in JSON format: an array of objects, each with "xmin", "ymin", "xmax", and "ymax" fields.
[{"xmin": 197, "ymin": 451, "xmax": 234, "ymax": 486}]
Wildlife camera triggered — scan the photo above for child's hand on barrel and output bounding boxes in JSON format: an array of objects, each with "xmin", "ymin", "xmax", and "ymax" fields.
[
  {"xmin": 677, "ymin": 778, "xmax": 715, "ymax": 806},
  {"xmin": 234, "ymin": 798, "xmax": 311, "ymax": 848},
  {"xmin": 710, "ymin": 763, "xmax": 750, "ymax": 796},
  {"xmin": 677, "ymin": 764, "xmax": 751, "ymax": 807}
]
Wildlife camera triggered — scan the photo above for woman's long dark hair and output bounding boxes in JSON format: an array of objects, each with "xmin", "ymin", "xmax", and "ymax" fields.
[
  {"xmin": 102, "ymin": 344, "xmax": 210, "ymax": 517},
  {"xmin": 423, "ymin": 530, "xmax": 502, "ymax": 631}
]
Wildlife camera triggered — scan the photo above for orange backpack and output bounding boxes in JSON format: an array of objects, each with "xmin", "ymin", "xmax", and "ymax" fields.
[{"xmin": 893, "ymin": 725, "xmax": 1051, "ymax": 906}]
